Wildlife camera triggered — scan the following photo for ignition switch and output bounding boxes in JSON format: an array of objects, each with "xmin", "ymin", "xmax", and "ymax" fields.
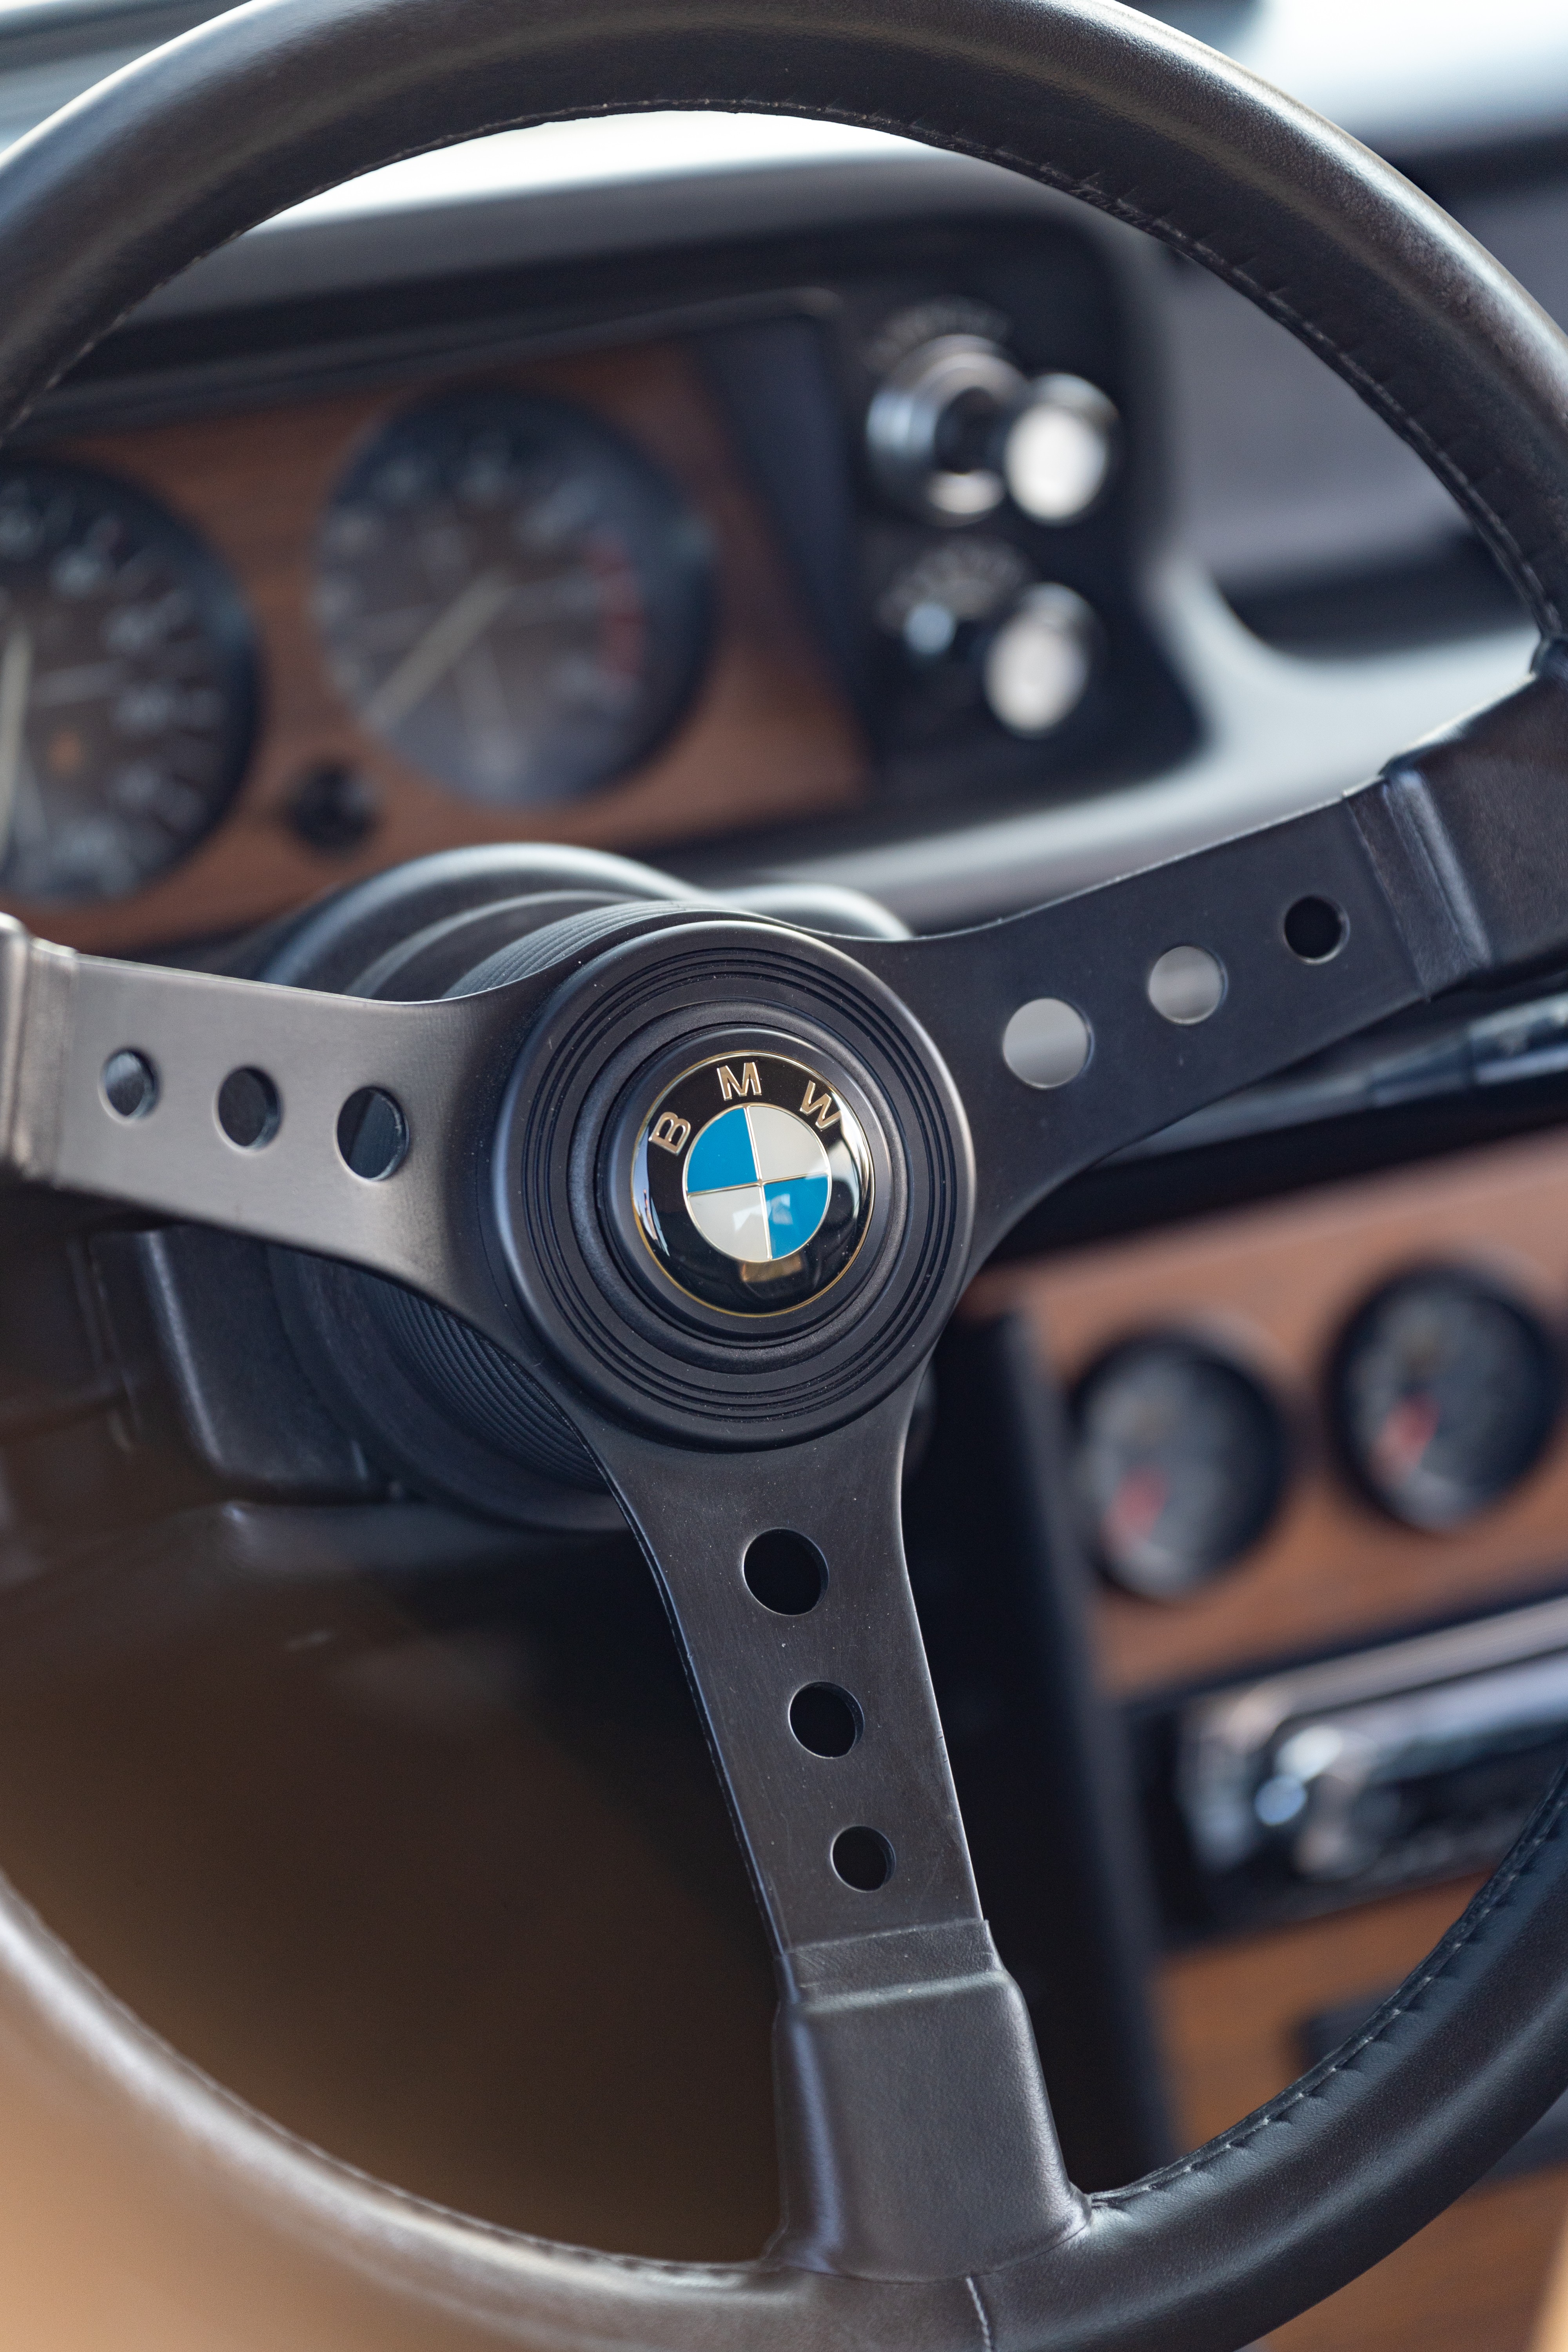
[{"xmin": 867, "ymin": 335, "xmax": 1119, "ymax": 527}]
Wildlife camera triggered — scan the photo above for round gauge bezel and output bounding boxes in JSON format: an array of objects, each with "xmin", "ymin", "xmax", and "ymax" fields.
[
  {"xmin": 1329, "ymin": 1261, "xmax": 1564, "ymax": 1532},
  {"xmin": 1072, "ymin": 1328, "xmax": 1292, "ymax": 1600},
  {"xmin": 311, "ymin": 384, "xmax": 713, "ymax": 808},
  {"xmin": 0, "ymin": 457, "xmax": 259, "ymax": 906}
]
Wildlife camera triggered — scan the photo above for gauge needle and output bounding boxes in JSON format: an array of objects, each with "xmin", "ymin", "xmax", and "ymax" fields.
[
  {"xmin": 0, "ymin": 622, "xmax": 34, "ymax": 855},
  {"xmin": 361, "ymin": 567, "xmax": 518, "ymax": 735}
]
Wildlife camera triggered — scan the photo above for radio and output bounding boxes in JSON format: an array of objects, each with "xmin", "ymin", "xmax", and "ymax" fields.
[{"xmin": 1149, "ymin": 1592, "xmax": 1568, "ymax": 1933}]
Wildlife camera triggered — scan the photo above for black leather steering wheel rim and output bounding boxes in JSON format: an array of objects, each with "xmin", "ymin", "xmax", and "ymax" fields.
[
  {"xmin": 1, "ymin": 5, "xmax": 1568, "ymax": 2350},
  {"xmin": 6, "ymin": 0, "xmax": 1568, "ymax": 637}
]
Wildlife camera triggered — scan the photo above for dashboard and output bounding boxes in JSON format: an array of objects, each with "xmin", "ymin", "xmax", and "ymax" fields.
[
  {"xmin": 3, "ymin": 186, "xmax": 1194, "ymax": 955},
  {"xmin": 16, "ymin": 347, "xmax": 865, "ymax": 947},
  {"xmin": 4, "ymin": 6, "xmax": 1568, "ymax": 2352}
]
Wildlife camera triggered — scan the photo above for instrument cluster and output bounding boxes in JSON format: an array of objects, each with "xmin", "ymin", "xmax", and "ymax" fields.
[
  {"xmin": 0, "ymin": 386, "xmax": 717, "ymax": 910},
  {"xmin": 1073, "ymin": 1263, "xmax": 1567, "ymax": 1601},
  {"xmin": 0, "ymin": 215, "xmax": 1174, "ymax": 938}
]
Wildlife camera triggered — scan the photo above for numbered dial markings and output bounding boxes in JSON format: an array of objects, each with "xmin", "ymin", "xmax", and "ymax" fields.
[
  {"xmin": 632, "ymin": 1055, "xmax": 874, "ymax": 1316},
  {"xmin": 314, "ymin": 389, "xmax": 712, "ymax": 806},
  {"xmin": 0, "ymin": 463, "xmax": 256, "ymax": 904}
]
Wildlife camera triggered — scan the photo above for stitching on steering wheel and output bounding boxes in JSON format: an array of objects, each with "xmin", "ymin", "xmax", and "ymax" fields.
[
  {"xmin": 782, "ymin": 101, "xmax": 1563, "ymax": 635},
  {"xmin": 1092, "ymin": 1768, "xmax": 1568, "ymax": 2207},
  {"xmin": 62, "ymin": 73, "xmax": 1547, "ymax": 641}
]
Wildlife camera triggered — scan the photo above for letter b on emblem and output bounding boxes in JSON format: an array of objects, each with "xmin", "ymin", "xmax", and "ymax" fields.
[{"xmin": 648, "ymin": 1112, "xmax": 691, "ymax": 1155}]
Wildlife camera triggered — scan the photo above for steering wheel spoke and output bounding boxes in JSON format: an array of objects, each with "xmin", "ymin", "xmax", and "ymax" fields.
[
  {"xmin": 580, "ymin": 1379, "xmax": 1082, "ymax": 2278},
  {"xmin": 0, "ymin": 913, "xmax": 544, "ymax": 1344},
  {"xmin": 866, "ymin": 659, "xmax": 1568, "ymax": 1257}
]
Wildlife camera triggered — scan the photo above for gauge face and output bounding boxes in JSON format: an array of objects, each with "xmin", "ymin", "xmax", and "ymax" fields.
[
  {"xmin": 0, "ymin": 462, "xmax": 256, "ymax": 904},
  {"xmin": 313, "ymin": 390, "xmax": 712, "ymax": 804},
  {"xmin": 1334, "ymin": 1268, "xmax": 1561, "ymax": 1530},
  {"xmin": 1074, "ymin": 1336, "xmax": 1289, "ymax": 1599}
]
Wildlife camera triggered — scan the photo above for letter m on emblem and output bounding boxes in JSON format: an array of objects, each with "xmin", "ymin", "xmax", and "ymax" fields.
[
  {"xmin": 717, "ymin": 1062, "xmax": 761, "ymax": 1102},
  {"xmin": 800, "ymin": 1080, "xmax": 839, "ymax": 1131}
]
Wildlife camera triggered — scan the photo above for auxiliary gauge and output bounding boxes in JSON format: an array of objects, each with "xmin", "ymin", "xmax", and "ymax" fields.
[
  {"xmin": 1074, "ymin": 1334, "xmax": 1290, "ymax": 1599},
  {"xmin": 1333, "ymin": 1267, "xmax": 1561, "ymax": 1530}
]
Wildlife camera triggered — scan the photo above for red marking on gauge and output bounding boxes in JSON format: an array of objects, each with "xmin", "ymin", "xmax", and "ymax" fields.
[
  {"xmin": 585, "ymin": 530, "xmax": 645, "ymax": 683},
  {"xmin": 1103, "ymin": 1465, "xmax": 1167, "ymax": 1551},
  {"xmin": 1372, "ymin": 1392, "xmax": 1440, "ymax": 1483}
]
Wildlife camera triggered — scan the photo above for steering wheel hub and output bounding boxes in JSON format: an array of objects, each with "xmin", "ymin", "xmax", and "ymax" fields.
[{"xmin": 490, "ymin": 916, "xmax": 973, "ymax": 1445}]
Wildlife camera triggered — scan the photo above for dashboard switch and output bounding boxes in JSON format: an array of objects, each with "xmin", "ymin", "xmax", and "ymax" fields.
[
  {"xmin": 1001, "ymin": 375, "xmax": 1120, "ymax": 524},
  {"xmin": 868, "ymin": 340, "xmax": 1119, "ymax": 530},
  {"xmin": 866, "ymin": 334, "xmax": 1026, "ymax": 521},
  {"xmin": 981, "ymin": 585, "xmax": 1095, "ymax": 735}
]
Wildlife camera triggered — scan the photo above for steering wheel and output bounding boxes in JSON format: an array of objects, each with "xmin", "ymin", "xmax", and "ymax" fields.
[{"xmin": 3, "ymin": 2, "xmax": 1568, "ymax": 2345}]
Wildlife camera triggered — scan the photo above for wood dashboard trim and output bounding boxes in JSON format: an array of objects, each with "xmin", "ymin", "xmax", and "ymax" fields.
[
  {"xmin": 1158, "ymin": 1873, "xmax": 1566, "ymax": 2352},
  {"xmin": 970, "ymin": 1123, "xmax": 1568, "ymax": 1698},
  {"xmin": 5, "ymin": 339, "xmax": 867, "ymax": 955}
]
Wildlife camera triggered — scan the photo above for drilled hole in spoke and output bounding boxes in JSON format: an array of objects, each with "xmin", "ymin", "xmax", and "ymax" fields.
[
  {"xmin": 744, "ymin": 1530, "xmax": 826, "ymax": 1615},
  {"xmin": 101, "ymin": 1049, "xmax": 158, "ymax": 1120},
  {"xmin": 789, "ymin": 1683, "xmax": 862, "ymax": 1757},
  {"xmin": 1148, "ymin": 944, "xmax": 1225, "ymax": 1024},
  {"xmin": 337, "ymin": 1086, "xmax": 409, "ymax": 1180},
  {"xmin": 1002, "ymin": 996, "xmax": 1091, "ymax": 1089},
  {"xmin": 217, "ymin": 1066, "xmax": 281, "ymax": 1150},
  {"xmin": 832, "ymin": 1826, "xmax": 894, "ymax": 1891},
  {"xmin": 1284, "ymin": 895, "xmax": 1348, "ymax": 962}
]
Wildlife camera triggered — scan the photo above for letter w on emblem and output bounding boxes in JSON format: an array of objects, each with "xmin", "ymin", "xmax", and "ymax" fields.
[
  {"xmin": 799, "ymin": 1080, "xmax": 839, "ymax": 1131},
  {"xmin": 717, "ymin": 1062, "xmax": 761, "ymax": 1102},
  {"xmin": 648, "ymin": 1112, "xmax": 691, "ymax": 1155}
]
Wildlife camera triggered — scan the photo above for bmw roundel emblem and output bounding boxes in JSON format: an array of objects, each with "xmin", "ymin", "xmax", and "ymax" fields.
[{"xmin": 630, "ymin": 1052, "xmax": 875, "ymax": 1316}]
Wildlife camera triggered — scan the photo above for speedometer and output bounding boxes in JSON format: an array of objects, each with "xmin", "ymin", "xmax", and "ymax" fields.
[
  {"xmin": 0, "ymin": 461, "xmax": 257, "ymax": 905},
  {"xmin": 312, "ymin": 389, "xmax": 712, "ymax": 805}
]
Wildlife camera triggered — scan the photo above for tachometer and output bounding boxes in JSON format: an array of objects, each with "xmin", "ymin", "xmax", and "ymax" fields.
[
  {"xmin": 312, "ymin": 389, "xmax": 712, "ymax": 804},
  {"xmin": 0, "ymin": 461, "xmax": 257, "ymax": 904}
]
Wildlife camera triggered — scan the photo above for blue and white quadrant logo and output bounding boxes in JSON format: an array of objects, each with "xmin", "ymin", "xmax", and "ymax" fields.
[
  {"xmin": 628, "ymin": 1050, "xmax": 875, "ymax": 1318},
  {"xmin": 683, "ymin": 1102, "xmax": 833, "ymax": 1265}
]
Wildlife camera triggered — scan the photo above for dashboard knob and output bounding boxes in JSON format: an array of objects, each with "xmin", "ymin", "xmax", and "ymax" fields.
[
  {"xmin": 981, "ymin": 584, "xmax": 1095, "ymax": 735},
  {"xmin": 866, "ymin": 335, "xmax": 1026, "ymax": 521},
  {"xmin": 1001, "ymin": 374, "xmax": 1120, "ymax": 523}
]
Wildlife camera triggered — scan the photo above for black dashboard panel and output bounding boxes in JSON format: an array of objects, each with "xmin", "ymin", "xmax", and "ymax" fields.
[{"xmin": 702, "ymin": 219, "xmax": 1195, "ymax": 815}]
